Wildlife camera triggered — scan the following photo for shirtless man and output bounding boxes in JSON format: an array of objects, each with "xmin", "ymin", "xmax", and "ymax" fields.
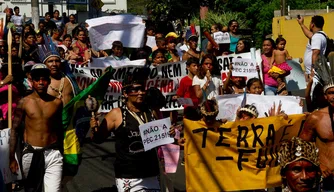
[
  {"xmin": 44, "ymin": 55, "xmax": 75, "ymax": 106},
  {"xmin": 182, "ymin": 35, "xmax": 205, "ymax": 61},
  {"xmin": 9, "ymin": 64, "xmax": 63, "ymax": 192},
  {"xmin": 300, "ymin": 85, "xmax": 334, "ymax": 191}
]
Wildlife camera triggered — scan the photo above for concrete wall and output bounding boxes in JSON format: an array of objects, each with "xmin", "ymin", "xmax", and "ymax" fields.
[
  {"xmin": 274, "ymin": 9, "xmax": 334, "ymax": 18},
  {"xmin": 272, "ymin": 12, "xmax": 334, "ymax": 67}
]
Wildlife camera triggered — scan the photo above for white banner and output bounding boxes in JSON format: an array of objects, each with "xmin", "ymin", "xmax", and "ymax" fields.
[
  {"xmin": 139, "ymin": 118, "xmax": 174, "ymax": 151},
  {"xmin": 90, "ymin": 58, "xmax": 146, "ymax": 68},
  {"xmin": 86, "ymin": 15, "xmax": 146, "ymax": 50},
  {"xmin": 0, "ymin": 128, "xmax": 22, "ymax": 184},
  {"xmin": 216, "ymin": 94, "xmax": 303, "ymax": 121},
  {"xmin": 232, "ymin": 58, "xmax": 258, "ymax": 77}
]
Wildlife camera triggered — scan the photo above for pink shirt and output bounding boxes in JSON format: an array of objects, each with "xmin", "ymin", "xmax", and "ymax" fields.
[{"xmin": 262, "ymin": 54, "xmax": 278, "ymax": 87}]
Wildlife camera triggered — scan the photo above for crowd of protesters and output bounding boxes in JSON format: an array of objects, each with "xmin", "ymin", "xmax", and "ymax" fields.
[{"xmin": 0, "ymin": 4, "xmax": 333, "ymax": 192}]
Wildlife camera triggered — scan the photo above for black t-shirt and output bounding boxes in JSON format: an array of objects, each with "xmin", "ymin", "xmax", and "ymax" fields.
[{"xmin": 113, "ymin": 107, "xmax": 160, "ymax": 178}]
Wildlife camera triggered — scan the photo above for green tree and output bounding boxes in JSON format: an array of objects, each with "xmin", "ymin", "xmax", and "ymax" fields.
[{"xmin": 127, "ymin": 0, "xmax": 149, "ymax": 15}]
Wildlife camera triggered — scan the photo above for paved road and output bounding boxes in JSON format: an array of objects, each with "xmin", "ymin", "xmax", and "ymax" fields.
[{"xmin": 65, "ymin": 137, "xmax": 186, "ymax": 192}]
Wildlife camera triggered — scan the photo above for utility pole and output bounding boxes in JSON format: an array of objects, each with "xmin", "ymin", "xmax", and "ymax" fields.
[
  {"xmin": 31, "ymin": 0, "xmax": 40, "ymax": 30},
  {"xmin": 280, "ymin": 0, "xmax": 287, "ymax": 16}
]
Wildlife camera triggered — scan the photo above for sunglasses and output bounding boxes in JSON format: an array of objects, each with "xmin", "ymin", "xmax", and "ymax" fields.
[{"xmin": 127, "ymin": 86, "xmax": 146, "ymax": 94}]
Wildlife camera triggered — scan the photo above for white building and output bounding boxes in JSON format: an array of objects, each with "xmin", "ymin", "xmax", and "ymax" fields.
[{"xmin": 0, "ymin": 0, "xmax": 127, "ymax": 18}]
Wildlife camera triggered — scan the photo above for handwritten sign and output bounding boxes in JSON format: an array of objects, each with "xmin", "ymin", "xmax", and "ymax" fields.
[
  {"xmin": 139, "ymin": 118, "xmax": 174, "ymax": 151},
  {"xmin": 184, "ymin": 115, "xmax": 305, "ymax": 191},
  {"xmin": 232, "ymin": 58, "xmax": 257, "ymax": 77},
  {"xmin": 0, "ymin": 128, "xmax": 22, "ymax": 184},
  {"xmin": 161, "ymin": 144, "xmax": 180, "ymax": 173},
  {"xmin": 213, "ymin": 32, "xmax": 230, "ymax": 44},
  {"xmin": 177, "ymin": 98, "xmax": 194, "ymax": 106}
]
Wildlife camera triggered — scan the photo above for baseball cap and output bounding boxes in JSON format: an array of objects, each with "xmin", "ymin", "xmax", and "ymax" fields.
[
  {"xmin": 165, "ymin": 32, "xmax": 179, "ymax": 38},
  {"xmin": 30, "ymin": 63, "xmax": 50, "ymax": 79}
]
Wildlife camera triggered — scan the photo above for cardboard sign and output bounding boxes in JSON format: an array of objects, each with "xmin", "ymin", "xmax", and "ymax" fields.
[
  {"xmin": 213, "ymin": 32, "xmax": 230, "ymax": 44},
  {"xmin": 177, "ymin": 98, "xmax": 194, "ymax": 106},
  {"xmin": 232, "ymin": 58, "xmax": 258, "ymax": 77},
  {"xmin": 139, "ymin": 118, "xmax": 174, "ymax": 151}
]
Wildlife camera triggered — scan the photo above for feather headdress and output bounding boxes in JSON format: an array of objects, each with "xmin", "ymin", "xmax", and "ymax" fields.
[
  {"xmin": 314, "ymin": 53, "xmax": 334, "ymax": 92},
  {"xmin": 185, "ymin": 24, "xmax": 198, "ymax": 42},
  {"xmin": 37, "ymin": 34, "xmax": 60, "ymax": 63}
]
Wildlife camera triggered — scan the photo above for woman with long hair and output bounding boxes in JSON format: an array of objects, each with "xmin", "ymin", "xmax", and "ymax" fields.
[{"xmin": 193, "ymin": 54, "xmax": 222, "ymax": 103}]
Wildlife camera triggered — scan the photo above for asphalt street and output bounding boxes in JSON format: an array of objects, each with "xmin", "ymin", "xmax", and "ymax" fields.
[{"xmin": 64, "ymin": 137, "xmax": 186, "ymax": 192}]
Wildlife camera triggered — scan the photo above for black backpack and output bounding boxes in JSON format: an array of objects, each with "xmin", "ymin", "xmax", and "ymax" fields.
[{"xmin": 315, "ymin": 32, "xmax": 334, "ymax": 57}]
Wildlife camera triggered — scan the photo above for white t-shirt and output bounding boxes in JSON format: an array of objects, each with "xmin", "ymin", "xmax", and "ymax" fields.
[
  {"xmin": 192, "ymin": 75, "xmax": 222, "ymax": 101},
  {"xmin": 11, "ymin": 15, "xmax": 23, "ymax": 26},
  {"xmin": 303, "ymin": 31, "xmax": 327, "ymax": 74}
]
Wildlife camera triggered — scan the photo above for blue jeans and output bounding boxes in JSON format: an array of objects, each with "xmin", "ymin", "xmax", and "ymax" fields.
[{"xmin": 265, "ymin": 85, "xmax": 277, "ymax": 95}]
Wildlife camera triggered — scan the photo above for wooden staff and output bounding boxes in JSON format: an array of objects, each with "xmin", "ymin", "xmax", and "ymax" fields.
[{"xmin": 7, "ymin": 30, "xmax": 12, "ymax": 128}]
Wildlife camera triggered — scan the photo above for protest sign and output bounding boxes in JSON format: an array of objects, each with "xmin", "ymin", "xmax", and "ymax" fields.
[
  {"xmin": 0, "ymin": 128, "xmax": 22, "ymax": 184},
  {"xmin": 285, "ymin": 59, "xmax": 307, "ymax": 91},
  {"xmin": 184, "ymin": 114, "xmax": 306, "ymax": 191},
  {"xmin": 161, "ymin": 144, "xmax": 180, "ymax": 173},
  {"xmin": 216, "ymin": 94, "xmax": 302, "ymax": 121},
  {"xmin": 139, "ymin": 118, "xmax": 174, "ymax": 151},
  {"xmin": 232, "ymin": 58, "xmax": 258, "ymax": 77},
  {"xmin": 146, "ymin": 36, "xmax": 157, "ymax": 49},
  {"xmin": 218, "ymin": 50, "xmax": 262, "ymax": 81},
  {"xmin": 86, "ymin": 15, "xmax": 145, "ymax": 50},
  {"xmin": 213, "ymin": 32, "xmax": 230, "ymax": 44},
  {"xmin": 177, "ymin": 98, "xmax": 194, "ymax": 106}
]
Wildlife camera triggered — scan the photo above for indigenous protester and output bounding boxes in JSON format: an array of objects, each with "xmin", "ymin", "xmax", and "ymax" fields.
[
  {"xmin": 278, "ymin": 137, "xmax": 321, "ymax": 192},
  {"xmin": 200, "ymin": 99, "xmax": 226, "ymax": 130},
  {"xmin": 300, "ymin": 54, "xmax": 334, "ymax": 191},
  {"xmin": 193, "ymin": 54, "xmax": 222, "ymax": 103},
  {"xmin": 51, "ymin": 10, "xmax": 64, "ymax": 32},
  {"xmin": 44, "ymin": 12, "xmax": 57, "ymax": 33},
  {"xmin": 9, "ymin": 64, "xmax": 63, "ymax": 192},
  {"xmin": 90, "ymin": 70, "xmax": 174, "ymax": 192},
  {"xmin": 297, "ymin": 15, "xmax": 327, "ymax": 81},
  {"xmin": 166, "ymin": 36, "xmax": 180, "ymax": 62},
  {"xmin": 236, "ymin": 104, "xmax": 259, "ymax": 121},
  {"xmin": 182, "ymin": 26, "xmax": 205, "ymax": 61},
  {"xmin": 305, "ymin": 69, "xmax": 327, "ymax": 112},
  {"xmin": 63, "ymin": 14, "xmax": 78, "ymax": 37}
]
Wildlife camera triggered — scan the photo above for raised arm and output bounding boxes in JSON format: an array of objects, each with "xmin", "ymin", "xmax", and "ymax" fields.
[
  {"xmin": 297, "ymin": 16, "xmax": 313, "ymax": 39},
  {"xmin": 90, "ymin": 108, "xmax": 121, "ymax": 143},
  {"xmin": 9, "ymin": 98, "xmax": 25, "ymax": 174},
  {"xmin": 299, "ymin": 112, "xmax": 318, "ymax": 142}
]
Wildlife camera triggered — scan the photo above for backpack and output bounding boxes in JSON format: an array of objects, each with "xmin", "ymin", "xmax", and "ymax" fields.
[{"xmin": 315, "ymin": 32, "xmax": 334, "ymax": 58}]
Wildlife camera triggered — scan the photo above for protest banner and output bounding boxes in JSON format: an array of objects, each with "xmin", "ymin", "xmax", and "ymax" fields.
[
  {"xmin": 184, "ymin": 114, "xmax": 306, "ymax": 191},
  {"xmin": 217, "ymin": 50, "xmax": 262, "ymax": 81},
  {"xmin": 285, "ymin": 59, "xmax": 307, "ymax": 91},
  {"xmin": 90, "ymin": 57, "xmax": 146, "ymax": 68},
  {"xmin": 216, "ymin": 94, "xmax": 302, "ymax": 121},
  {"xmin": 139, "ymin": 118, "xmax": 174, "ymax": 151},
  {"xmin": 232, "ymin": 58, "xmax": 258, "ymax": 77},
  {"xmin": 0, "ymin": 128, "xmax": 22, "ymax": 184},
  {"xmin": 86, "ymin": 15, "xmax": 145, "ymax": 51},
  {"xmin": 161, "ymin": 144, "xmax": 180, "ymax": 173}
]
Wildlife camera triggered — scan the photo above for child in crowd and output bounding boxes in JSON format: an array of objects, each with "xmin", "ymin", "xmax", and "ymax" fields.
[
  {"xmin": 246, "ymin": 78, "xmax": 263, "ymax": 95},
  {"xmin": 109, "ymin": 41, "xmax": 129, "ymax": 61},
  {"xmin": 151, "ymin": 48, "xmax": 167, "ymax": 66},
  {"xmin": 22, "ymin": 61, "xmax": 35, "ymax": 96},
  {"xmin": 150, "ymin": 37, "xmax": 172, "ymax": 62},
  {"xmin": 236, "ymin": 104, "xmax": 259, "ymax": 121},
  {"xmin": 175, "ymin": 57, "xmax": 200, "ymax": 120},
  {"xmin": 14, "ymin": 33, "xmax": 20, "ymax": 44},
  {"xmin": 36, "ymin": 32, "xmax": 44, "ymax": 44},
  {"xmin": 67, "ymin": 46, "xmax": 84, "ymax": 65},
  {"xmin": 223, "ymin": 63, "xmax": 247, "ymax": 94}
]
